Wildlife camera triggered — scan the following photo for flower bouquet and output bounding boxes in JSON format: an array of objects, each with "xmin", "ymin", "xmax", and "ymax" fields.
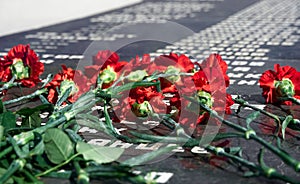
[{"xmin": 0, "ymin": 44, "xmax": 300, "ymax": 183}]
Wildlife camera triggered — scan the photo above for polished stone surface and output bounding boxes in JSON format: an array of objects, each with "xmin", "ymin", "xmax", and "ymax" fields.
[{"xmin": 1, "ymin": 0, "xmax": 300, "ymax": 183}]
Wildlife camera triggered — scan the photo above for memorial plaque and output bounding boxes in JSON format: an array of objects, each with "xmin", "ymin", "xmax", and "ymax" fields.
[{"xmin": 1, "ymin": 0, "xmax": 299, "ymax": 183}]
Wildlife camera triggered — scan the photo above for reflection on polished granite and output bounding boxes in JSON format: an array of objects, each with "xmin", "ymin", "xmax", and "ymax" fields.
[{"xmin": 1, "ymin": 0, "xmax": 300, "ymax": 183}]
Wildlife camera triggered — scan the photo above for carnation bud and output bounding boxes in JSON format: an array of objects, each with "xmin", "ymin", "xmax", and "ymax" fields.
[
  {"xmin": 11, "ymin": 58, "xmax": 30, "ymax": 80},
  {"xmin": 165, "ymin": 66, "xmax": 181, "ymax": 82},
  {"xmin": 275, "ymin": 78, "xmax": 295, "ymax": 97},
  {"xmin": 132, "ymin": 101, "xmax": 153, "ymax": 117},
  {"xmin": 99, "ymin": 66, "xmax": 117, "ymax": 84},
  {"xmin": 127, "ymin": 70, "xmax": 148, "ymax": 82},
  {"xmin": 197, "ymin": 91, "xmax": 213, "ymax": 108},
  {"xmin": 60, "ymin": 79, "xmax": 78, "ymax": 96}
]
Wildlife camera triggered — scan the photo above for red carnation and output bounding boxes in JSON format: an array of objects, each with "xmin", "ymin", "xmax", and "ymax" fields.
[
  {"xmin": 175, "ymin": 54, "xmax": 233, "ymax": 128},
  {"xmin": 46, "ymin": 65, "xmax": 89, "ymax": 104},
  {"xmin": 93, "ymin": 50, "xmax": 120, "ymax": 67},
  {"xmin": 194, "ymin": 54, "xmax": 230, "ymax": 91},
  {"xmin": 259, "ymin": 64, "xmax": 300, "ymax": 105},
  {"xmin": 85, "ymin": 50, "xmax": 126, "ymax": 88},
  {"xmin": 153, "ymin": 53, "xmax": 194, "ymax": 74},
  {"xmin": 192, "ymin": 54, "xmax": 232, "ymax": 113},
  {"xmin": 0, "ymin": 58, "xmax": 5, "ymax": 81},
  {"xmin": 113, "ymin": 86, "xmax": 166, "ymax": 122},
  {"xmin": 0, "ymin": 44, "xmax": 44, "ymax": 87},
  {"xmin": 126, "ymin": 54, "xmax": 152, "ymax": 72},
  {"xmin": 121, "ymin": 54, "xmax": 153, "ymax": 81}
]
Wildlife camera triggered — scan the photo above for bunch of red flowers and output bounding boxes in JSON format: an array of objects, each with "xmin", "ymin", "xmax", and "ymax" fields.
[
  {"xmin": 108, "ymin": 51, "xmax": 234, "ymax": 130},
  {"xmin": 2, "ymin": 44, "xmax": 299, "ymax": 137},
  {"xmin": 0, "ymin": 45, "xmax": 234, "ymax": 127}
]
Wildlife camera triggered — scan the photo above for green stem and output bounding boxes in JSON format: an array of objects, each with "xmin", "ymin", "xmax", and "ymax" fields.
[
  {"xmin": 206, "ymin": 145, "xmax": 258, "ymax": 169},
  {"xmin": 102, "ymin": 103, "xmax": 149, "ymax": 143},
  {"xmin": 189, "ymin": 97, "xmax": 300, "ymax": 172},
  {"xmin": 103, "ymin": 103, "xmax": 118, "ymax": 136},
  {"xmin": 122, "ymin": 129, "xmax": 299, "ymax": 184},
  {"xmin": 35, "ymin": 153, "xmax": 80, "ymax": 177},
  {"xmin": 129, "ymin": 131, "xmax": 244, "ymax": 147},
  {"xmin": 154, "ymin": 72, "xmax": 194, "ymax": 79},
  {"xmin": 74, "ymin": 161, "xmax": 89, "ymax": 184},
  {"xmin": 205, "ymin": 145, "xmax": 298, "ymax": 184},
  {"xmin": 0, "ymin": 140, "xmax": 7, "ymax": 148},
  {"xmin": 112, "ymin": 81, "xmax": 160, "ymax": 95},
  {"xmin": 0, "ymin": 79, "xmax": 18, "ymax": 92},
  {"xmin": 82, "ymin": 164, "xmax": 147, "ymax": 183},
  {"xmin": 0, "ymin": 158, "xmax": 26, "ymax": 183},
  {"xmin": 0, "ymin": 146, "xmax": 13, "ymax": 159},
  {"xmin": 85, "ymin": 165, "xmax": 129, "ymax": 173},
  {"xmin": 95, "ymin": 89, "xmax": 112, "ymax": 100},
  {"xmin": 41, "ymin": 74, "xmax": 54, "ymax": 88},
  {"xmin": 13, "ymin": 115, "xmax": 67, "ymax": 145},
  {"xmin": 110, "ymin": 72, "xmax": 192, "ymax": 90},
  {"xmin": 41, "ymin": 170, "xmax": 72, "ymax": 179},
  {"xmin": 234, "ymin": 98, "xmax": 281, "ymax": 125},
  {"xmin": 13, "ymin": 92, "xmax": 97, "ymax": 145},
  {"xmin": 22, "ymin": 169, "xmax": 42, "ymax": 183},
  {"xmin": 3, "ymin": 88, "xmax": 47, "ymax": 105},
  {"xmin": 89, "ymin": 172, "xmax": 127, "ymax": 178},
  {"xmin": 251, "ymin": 135, "xmax": 300, "ymax": 172},
  {"xmin": 287, "ymin": 97, "xmax": 300, "ymax": 105}
]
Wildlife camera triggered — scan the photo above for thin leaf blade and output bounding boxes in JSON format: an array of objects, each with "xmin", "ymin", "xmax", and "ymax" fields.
[{"xmin": 246, "ymin": 111, "xmax": 260, "ymax": 129}]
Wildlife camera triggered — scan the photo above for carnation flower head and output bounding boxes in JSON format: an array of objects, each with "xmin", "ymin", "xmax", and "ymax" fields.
[
  {"xmin": 113, "ymin": 86, "xmax": 167, "ymax": 122},
  {"xmin": 0, "ymin": 44, "xmax": 44, "ymax": 87},
  {"xmin": 259, "ymin": 64, "xmax": 300, "ymax": 105},
  {"xmin": 46, "ymin": 65, "xmax": 89, "ymax": 104},
  {"xmin": 153, "ymin": 53, "xmax": 194, "ymax": 74},
  {"xmin": 169, "ymin": 54, "xmax": 233, "ymax": 128},
  {"xmin": 85, "ymin": 50, "xmax": 126, "ymax": 88}
]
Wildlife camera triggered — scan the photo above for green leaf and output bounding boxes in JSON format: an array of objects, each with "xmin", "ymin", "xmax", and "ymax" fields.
[
  {"xmin": 17, "ymin": 104, "xmax": 53, "ymax": 128},
  {"xmin": 65, "ymin": 129, "xmax": 83, "ymax": 143},
  {"xmin": 44, "ymin": 128, "xmax": 74, "ymax": 164},
  {"xmin": 0, "ymin": 99, "xmax": 5, "ymax": 113},
  {"xmin": 76, "ymin": 141, "xmax": 124, "ymax": 164},
  {"xmin": 282, "ymin": 115, "xmax": 293, "ymax": 140},
  {"xmin": 76, "ymin": 114, "xmax": 109, "ymax": 133},
  {"xmin": 287, "ymin": 118, "xmax": 300, "ymax": 131},
  {"xmin": 12, "ymin": 176, "xmax": 25, "ymax": 184},
  {"xmin": 0, "ymin": 125, "xmax": 3, "ymax": 143},
  {"xmin": 34, "ymin": 155, "xmax": 52, "ymax": 170},
  {"xmin": 28, "ymin": 132, "xmax": 45, "ymax": 156},
  {"xmin": 39, "ymin": 95, "xmax": 50, "ymax": 104},
  {"xmin": 246, "ymin": 111, "xmax": 260, "ymax": 129},
  {"xmin": 0, "ymin": 111, "xmax": 16, "ymax": 129},
  {"xmin": 16, "ymin": 104, "xmax": 53, "ymax": 116},
  {"xmin": 29, "ymin": 139, "xmax": 44, "ymax": 156},
  {"xmin": 243, "ymin": 171, "xmax": 258, "ymax": 177},
  {"xmin": 122, "ymin": 146, "xmax": 176, "ymax": 167},
  {"xmin": 41, "ymin": 74, "xmax": 54, "ymax": 88},
  {"xmin": 225, "ymin": 147, "xmax": 242, "ymax": 155},
  {"xmin": 56, "ymin": 86, "xmax": 72, "ymax": 107},
  {"xmin": 113, "ymin": 81, "xmax": 160, "ymax": 95},
  {"xmin": 236, "ymin": 104, "xmax": 242, "ymax": 115},
  {"xmin": 9, "ymin": 136, "xmax": 29, "ymax": 158},
  {"xmin": 22, "ymin": 111, "xmax": 42, "ymax": 128},
  {"xmin": 0, "ymin": 168, "xmax": 14, "ymax": 184}
]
